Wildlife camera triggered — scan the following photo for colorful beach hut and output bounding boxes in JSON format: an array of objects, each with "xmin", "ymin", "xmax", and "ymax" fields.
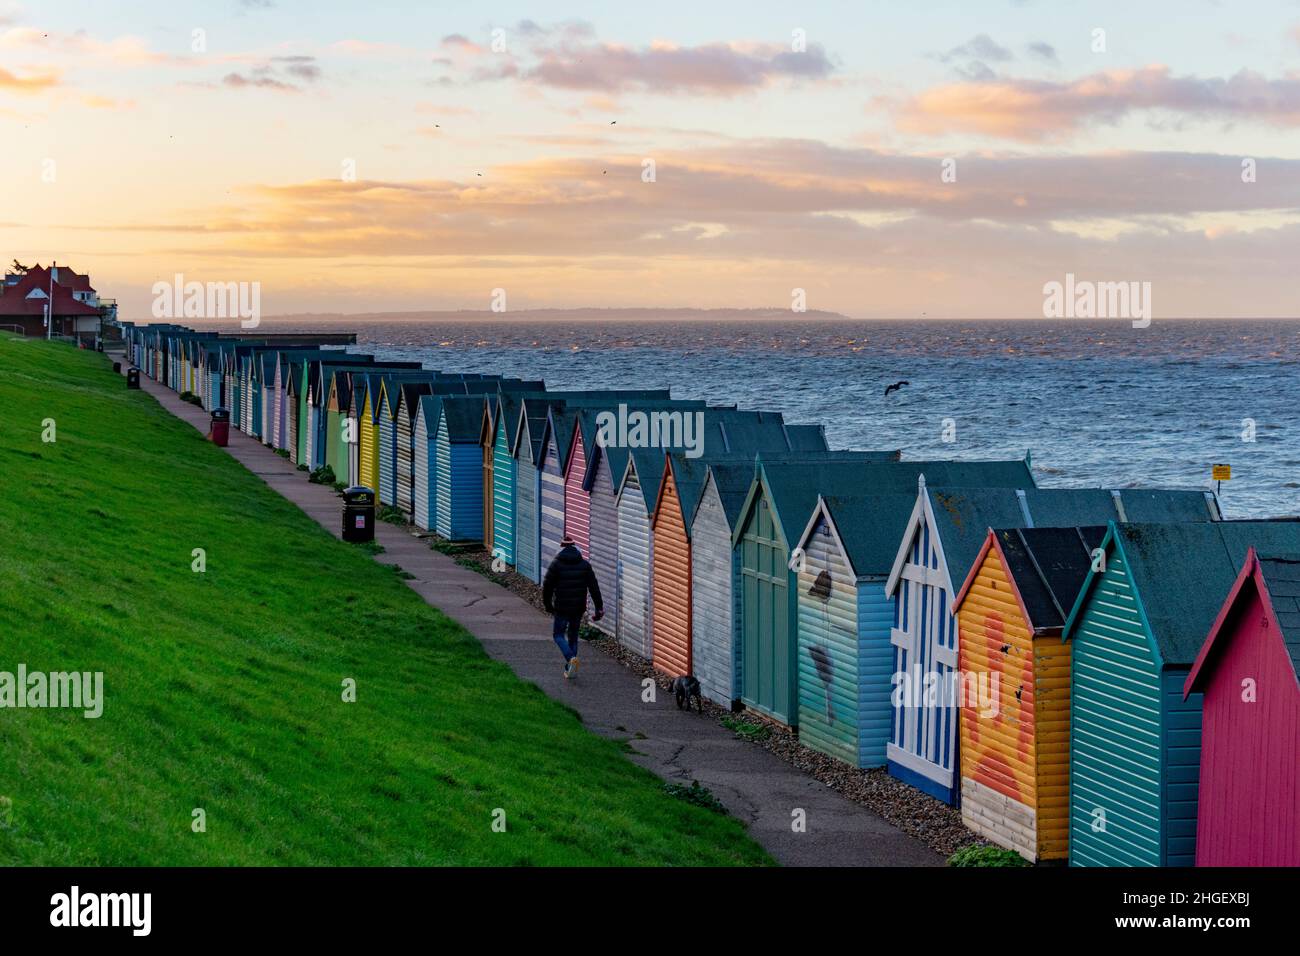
[
  {"xmin": 511, "ymin": 398, "xmax": 553, "ymax": 582},
  {"xmin": 614, "ymin": 410, "xmax": 816, "ymax": 661},
  {"xmin": 1063, "ymin": 520, "xmax": 1300, "ymax": 866},
  {"xmin": 951, "ymin": 525, "xmax": 1107, "ymax": 860},
  {"xmin": 1183, "ymin": 548, "xmax": 1300, "ymax": 867},
  {"xmin": 885, "ymin": 484, "xmax": 1220, "ymax": 804},
  {"xmin": 649, "ymin": 425, "xmax": 832, "ymax": 678},
  {"xmin": 735, "ymin": 458, "xmax": 1034, "ymax": 727}
]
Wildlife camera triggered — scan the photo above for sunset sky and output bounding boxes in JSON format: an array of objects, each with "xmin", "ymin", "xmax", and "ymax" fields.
[{"xmin": 5, "ymin": 0, "xmax": 1300, "ymax": 319}]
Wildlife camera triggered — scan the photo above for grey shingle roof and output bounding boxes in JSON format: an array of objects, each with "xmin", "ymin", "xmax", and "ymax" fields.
[
  {"xmin": 1258, "ymin": 556, "xmax": 1300, "ymax": 679},
  {"xmin": 1100, "ymin": 521, "xmax": 1300, "ymax": 666}
]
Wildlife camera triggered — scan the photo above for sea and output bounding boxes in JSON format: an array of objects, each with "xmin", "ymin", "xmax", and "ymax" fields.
[{"xmin": 289, "ymin": 317, "xmax": 1298, "ymax": 519}]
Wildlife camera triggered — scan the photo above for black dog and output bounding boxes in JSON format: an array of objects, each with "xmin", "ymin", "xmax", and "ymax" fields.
[{"xmin": 671, "ymin": 675, "xmax": 703, "ymax": 713}]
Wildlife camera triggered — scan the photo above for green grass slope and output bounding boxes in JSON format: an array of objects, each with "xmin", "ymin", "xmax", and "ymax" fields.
[{"xmin": 0, "ymin": 336, "xmax": 770, "ymax": 866}]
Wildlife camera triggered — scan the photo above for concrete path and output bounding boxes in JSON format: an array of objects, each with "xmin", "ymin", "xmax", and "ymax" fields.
[{"xmin": 112, "ymin": 354, "xmax": 941, "ymax": 866}]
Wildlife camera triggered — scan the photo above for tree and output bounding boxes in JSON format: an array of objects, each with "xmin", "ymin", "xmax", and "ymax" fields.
[{"xmin": 10, "ymin": 260, "xmax": 29, "ymax": 274}]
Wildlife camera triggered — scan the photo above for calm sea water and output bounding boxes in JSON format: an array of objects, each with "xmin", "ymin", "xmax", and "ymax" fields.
[{"xmin": 329, "ymin": 318, "xmax": 1298, "ymax": 518}]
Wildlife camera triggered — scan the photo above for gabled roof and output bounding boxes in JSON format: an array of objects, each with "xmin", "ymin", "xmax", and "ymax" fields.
[
  {"xmin": 0, "ymin": 265, "xmax": 100, "ymax": 316},
  {"xmin": 1260, "ymin": 557, "xmax": 1300, "ymax": 676},
  {"xmin": 434, "ymin": 394, "xmax": 491, "ymax": 441},
  {"xmin": 953, "ymin": 526, "xmax": 1107, "ymax": 634},
  {"xmin": 799, "ymin": 492, "xmax": 922, "ymax": 579},
  {"xmin": 1064, "ymin": 520, "xmax": 1300, "ymax": 667},
  {"xmin": 621, "ymin": 409, "xmax": 848, "ymax": 514},
  {"xmin": 693, "ymin": 461, "xmax": 763, "ymax": 531},
  {"xmin": 737, "ymin": 457, "xmax": 1034, "ymax": 552},
  {"xmin": 888, "ymin": 485, "xmax": 1221, "ymax": 602},
  {"xmin": 575, "ymin": 398, "xmax": 706, "ymax": 489},
  {"xmin": 1184, "ymin": 548, "xmax": 1300, "ymax": 696}
]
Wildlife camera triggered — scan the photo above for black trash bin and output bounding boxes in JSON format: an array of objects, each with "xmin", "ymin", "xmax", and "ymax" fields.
[
  {"xmin": 342, "ymin": 486, "xmax": 376, "ymax": 543},
  {"xmin": 112, "ymin": 361, "xmax": 121, "ymax": 375},
  {"xmin": 126, "ymin": 367, "xmax": 141, "ymax": 389}
]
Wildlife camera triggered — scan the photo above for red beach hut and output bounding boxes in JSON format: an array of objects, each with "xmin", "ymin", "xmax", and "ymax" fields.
[{"xmin": 1184, "ymin": 547, "xmax": 1300, "ymax": 867}]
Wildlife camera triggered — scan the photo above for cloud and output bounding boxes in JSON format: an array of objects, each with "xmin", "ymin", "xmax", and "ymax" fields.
[
  {"xmin": 939, "ymin": 34, "xmax": 1014, "ymax": 63},
  {"xmin": 1025, "ymin": 41, "xmax": 1058, "ymax": 62},
  {"xmin": 898, "ymin": 66, "xmax": 1300, "ymax": 140},
  {"xmin": 139, "ymin": 141, "xmax": 1300, "ymax": 269},
  {"xmin": 0, "ymin": 64, "xmax": 58, "ymax": 91},
  {"xmin": 439, "ymin": 21, "xmax": 835, "ymax": 95},
  {"xmin": 220, "ymin": 55, "xmax": 320, "ymax": 92}
]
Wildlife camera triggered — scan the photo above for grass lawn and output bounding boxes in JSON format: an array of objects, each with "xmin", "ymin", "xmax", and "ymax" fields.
[{"xmin": 0, "ymin": 335, "xmax": 770, "ymax": 866}]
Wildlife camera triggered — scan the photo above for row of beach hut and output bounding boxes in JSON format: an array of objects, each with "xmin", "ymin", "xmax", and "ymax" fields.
[{"xmin": 117, "ymin": 321, "xmax": 1300, "ymax": 867}]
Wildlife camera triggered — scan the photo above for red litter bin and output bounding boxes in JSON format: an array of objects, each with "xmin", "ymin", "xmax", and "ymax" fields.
[{"xmin": 209, "ymin": 407, "xmax": 231, "ymax": 447}]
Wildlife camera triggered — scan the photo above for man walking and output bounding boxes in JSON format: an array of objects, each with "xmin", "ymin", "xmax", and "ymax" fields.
[{"xmin": 543, "ymin": 535, "xmax": 604, "ymax": 678}]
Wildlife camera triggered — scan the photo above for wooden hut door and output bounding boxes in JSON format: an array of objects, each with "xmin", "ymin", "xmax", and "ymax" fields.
[{"xmin": 741, "ymin": 497, "xmax": 790, "ymax": 722}]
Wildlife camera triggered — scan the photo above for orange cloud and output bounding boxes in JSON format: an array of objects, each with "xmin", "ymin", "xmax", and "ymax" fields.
[{"xmin": 0, "ymin": 64, "xmax": 58, "ymax": 92}]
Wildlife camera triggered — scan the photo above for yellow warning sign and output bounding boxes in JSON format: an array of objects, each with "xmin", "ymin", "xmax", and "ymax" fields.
[{"xmin": 1212, "ymin": 464, "xmax": 1231, "ymax": 481}]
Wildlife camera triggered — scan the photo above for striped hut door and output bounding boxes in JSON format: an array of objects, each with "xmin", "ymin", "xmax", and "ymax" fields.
[
  {"xmin": 890, "ymin": 517, "xmax": 959, "ymax": 797},
  {"xmin": 414, "ymin": 416, "xmax": 430, "ymax": 530},
  {"xmin": 359, "ymin": 403, "xmax": 376, "ymax": 492},
  {"xmin": 539, "ymin": 437, "xmax": 566, "ymax": 572},
  {"xmin": 378, "ymin": 416, "xmax": 395, "ymax": 506},
  {"xmin": 651, "ymin": 476, "xmax": 690, "ymax": 677},
  {"xmin": 492, "ymin": 428, "xmax": 514, "ymax": 564},
  {"xmin": 288, "ymin": 396, "xmax": 299, "ymax": 465},
  {"xmin": 516, "ymin": 461, "xmax": 539, "ymax": 581}
]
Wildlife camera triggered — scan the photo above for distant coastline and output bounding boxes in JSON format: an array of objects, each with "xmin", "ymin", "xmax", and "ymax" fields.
[{"xmin": 180, "ymin": 309, "xmax": 1295, "ymax": 327}]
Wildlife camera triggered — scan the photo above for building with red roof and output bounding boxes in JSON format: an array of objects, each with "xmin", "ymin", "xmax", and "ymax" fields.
[{"xmin": 0, "ymin": 263, "xmax": 115, "ymax": 344}]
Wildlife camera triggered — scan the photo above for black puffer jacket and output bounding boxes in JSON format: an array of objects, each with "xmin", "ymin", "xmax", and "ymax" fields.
[{"xmin": 543, "ymin": 545, "xmax": 603, "ymax": 617}]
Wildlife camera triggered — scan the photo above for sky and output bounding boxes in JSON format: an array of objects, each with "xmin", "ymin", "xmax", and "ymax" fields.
[{"xmin": 4, "ymin": 0, "xmax": 1300, "ymax": 319}]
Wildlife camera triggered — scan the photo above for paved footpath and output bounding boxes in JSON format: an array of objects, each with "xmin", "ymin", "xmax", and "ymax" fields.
[{"xmin": 113, "ymin": 353, "xmax": 940, "ymax": 866}]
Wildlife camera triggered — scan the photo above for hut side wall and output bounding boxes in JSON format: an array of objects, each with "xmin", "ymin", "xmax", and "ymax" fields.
[
  {"xmin": 516, "ymin": 459, "xmax": 541, "ymax": 582},
  {"xmin": 690, "ymin": 482, "xmax": 737, "ymax": 706},
  {"xmin": 795, "ymin": 515, "xmax": 860, "ymax": 765},
  {"xmin": 492, "ymin": 427, "xmax": 516, "ymax": 564},
  {"xmin": 956, "ymin": 545, "xmax": 1041, "ymax": 860},
  {"xmin": 650, "ymin": 474, "xmax": 690, "ymax": 677},
  {"xmin": 564, "ymin": 437, "xmax": 590, "ymax": 555},
  {"xmin": 1194, "ymin": 585, "xmax": 1300, "ymax": 866},
  {"xmin": 1069, "ymin": 546, "xmax": 1163, "ymax": 867},
  {"xmin": 539, "ymin": 436, "xmax": 566, "ymax": 574},
  {"xmin": 616, "ymin": 473, "xmax": 652, "ymax": 658},
  {"xmin": 587, "ymin": 456, "xmax": 619, "ymax": 635}
]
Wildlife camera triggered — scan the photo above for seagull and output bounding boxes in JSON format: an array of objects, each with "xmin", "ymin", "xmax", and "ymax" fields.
[
  {"xmin": 883, "ymin": 380, "xmax": 909, "ymax": 397},
  {"xmin": 610, "ymin": 120, "xmax": 617, "ymax": 125}
]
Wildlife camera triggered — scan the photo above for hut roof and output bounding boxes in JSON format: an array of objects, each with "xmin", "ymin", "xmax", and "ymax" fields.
[
  {"xmin": 895, "ymin": 486, "xmax": 1218, "ymax": 600},
  {"xmin": 813, "ymin": 493, "xmax": 922, "ymax": 578},
  {"xmin": 748, "ymin": 457, "xmax": 1034, "ymax": 552},
  {"xmin": 622, "ymin": 410, "xmax": 846, "ymax": 513},
  {"xmin": 978, "ymin": 526, "xmax": 1107, "ymax": 633},
  {"xmin": 1065, "ymin": 520, "xmax": 1300, "ymax": 667},
  {"xmin": 1259, "ymin": 557, "xmax": 1300, "ymax": 677},
  {"xmin": 435, "ymin": 394, "xmax": 491, "ymax": 441}
]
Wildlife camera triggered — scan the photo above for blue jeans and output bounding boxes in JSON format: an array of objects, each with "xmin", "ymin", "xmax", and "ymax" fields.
[{"xmin": 552, "ymin": 614, "xmax": 581, "ymax": 661}]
